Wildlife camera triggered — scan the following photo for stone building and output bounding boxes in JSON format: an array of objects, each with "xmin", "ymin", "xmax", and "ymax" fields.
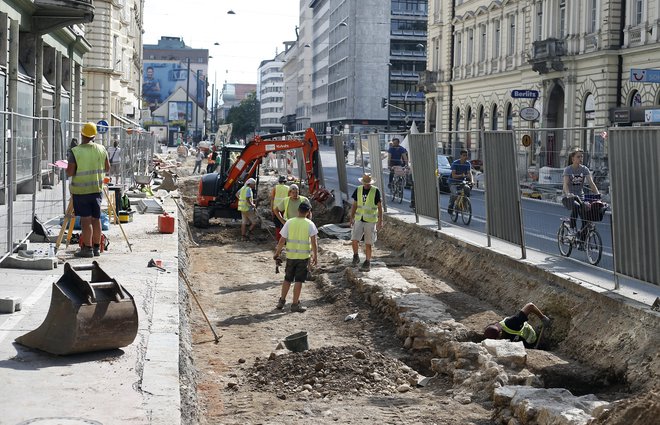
[
  {"xmin": 422, "ymin": 0, "xmax": 660, "ymax": 169},
  {"xmin": 83, "ymin": 0, "xmax": 144, "ymax": 127},
  {"xmin": 0, "ymin": 0, "xmax": 93, "ymax": 199}
]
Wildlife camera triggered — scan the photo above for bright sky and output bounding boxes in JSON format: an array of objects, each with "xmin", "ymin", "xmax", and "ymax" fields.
[{"xmin": 143, "ymin": 0, "xmax": 300, "ymax": 85}]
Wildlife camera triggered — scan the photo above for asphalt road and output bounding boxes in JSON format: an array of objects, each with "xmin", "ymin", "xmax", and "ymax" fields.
[{"xmin": 320, "ymin": 148, "xmax": 614, "ymax": 271}]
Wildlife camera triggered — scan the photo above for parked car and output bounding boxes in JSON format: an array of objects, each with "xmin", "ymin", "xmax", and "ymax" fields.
[{"xmin": 437, "ymin": 154, "xmax": 452, "ymax": 193}]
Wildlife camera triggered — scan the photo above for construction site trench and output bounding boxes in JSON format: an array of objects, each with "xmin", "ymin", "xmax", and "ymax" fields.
[{"xmin": 175, "ymin": 158, "xmax": 659, "ymax": 425}]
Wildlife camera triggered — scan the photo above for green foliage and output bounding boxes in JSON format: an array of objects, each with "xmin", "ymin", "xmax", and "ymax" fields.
[{"xmin": 226, "ymin": 92, "xmax": 260, "ymax": 140}]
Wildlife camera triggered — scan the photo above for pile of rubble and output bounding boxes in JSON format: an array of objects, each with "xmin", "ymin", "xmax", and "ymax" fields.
[{"xmin": 246, "ymin": 345, "xmax": 421, "ymax": 399}]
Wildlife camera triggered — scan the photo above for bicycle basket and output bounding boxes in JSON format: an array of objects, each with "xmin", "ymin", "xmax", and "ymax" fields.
[
  {"xmin": 584, "ymin": 201, "xmax": 606, "ymax": 222},
  {"xmin": 392, "ymin": 166, "xmax": 408, "ymax": 176}
]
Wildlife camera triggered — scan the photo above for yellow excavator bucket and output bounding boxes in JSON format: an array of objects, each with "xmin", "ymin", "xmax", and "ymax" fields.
[{"xmin": 15, "ymin": 261, "xmax": 138, "ymax": 355}]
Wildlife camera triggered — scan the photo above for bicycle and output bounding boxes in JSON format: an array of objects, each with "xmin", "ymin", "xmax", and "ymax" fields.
[
  {"xmin": 556, "ymin": 195, "xmax": 607, "ymax": 265},
  {"xmin": 449, "ymin": 179, "xmax": 472, "ymax": 225},
  {"xmin": 390, "ymin": 166, "xmax": 408, "ymax": 204}
]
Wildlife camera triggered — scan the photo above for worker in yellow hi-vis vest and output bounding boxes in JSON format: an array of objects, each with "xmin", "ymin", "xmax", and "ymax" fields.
[
  {"xmin": 273, "ymin": 201, "xmax": 318, "ymax": 313},
  {"xmin": 66, "ymin": 122, "xmax": 110, "ymax": 258}
]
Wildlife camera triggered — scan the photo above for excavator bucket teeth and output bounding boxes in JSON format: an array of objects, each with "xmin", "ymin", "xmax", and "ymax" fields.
[{"xmin": 15, "ymin": 261, "xmax": 138, "ymax": 355}]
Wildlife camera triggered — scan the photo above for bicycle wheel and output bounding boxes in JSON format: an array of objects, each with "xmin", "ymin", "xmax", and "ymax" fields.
[
  {"xmin": 460, "ymin": 197, "xmax": 472, "ymax": 225},
  {"xmin": 450, "ymin": 197, "xmax": 459, "ymax": 222},
  {"xmin": 395, "ymin": 179, "xmax": 404, "ymax": 203},
  {"xmin": 585, "ymin": 229, "xmax": 603, "ymax": 265},
  {"xmin": 557, "ymin": 223, "xmax": 572, "ymax": 257}
]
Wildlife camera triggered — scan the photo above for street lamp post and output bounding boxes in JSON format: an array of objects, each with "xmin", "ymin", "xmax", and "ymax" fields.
[
  {"xmin": 387, "ymin": 63, "xmax": 392, "ymax": 132},
  {"xmin": 185, "ymin": 57, "xmax": 191, "ymax": 140}
]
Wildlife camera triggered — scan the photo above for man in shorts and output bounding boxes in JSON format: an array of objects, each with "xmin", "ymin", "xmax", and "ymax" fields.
[
  {"xmin": 350, "ymin": 173, "xmax": 383, "ymax": 271},
  {"xmin": 237, "ymin": 178, "xmax": 259, "ymax": 240},
  {"xmin": 273, "ymin": 201, "xmax": 318, "ymax": 313},
  {"xmin": 66, "ymin": 122, "xmax": 110, "ymax": 258}
]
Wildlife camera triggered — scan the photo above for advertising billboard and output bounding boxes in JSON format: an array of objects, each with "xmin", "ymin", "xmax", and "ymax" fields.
[
  {"xmin": 143, "ymin": 61, "xmax": 207, "ymax": 111},
  {"xmin": 168, "ymin": 101, "xmax": 193, "ymax": 122}
]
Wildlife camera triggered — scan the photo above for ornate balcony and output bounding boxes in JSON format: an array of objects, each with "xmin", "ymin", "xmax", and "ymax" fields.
[
  {"xmin": 529, "ymin": 38, "xmax": 566, "ymax": 74},
  {"xmin": 33, "ymin": 0, "xmax": 94, "ymax": 34}
]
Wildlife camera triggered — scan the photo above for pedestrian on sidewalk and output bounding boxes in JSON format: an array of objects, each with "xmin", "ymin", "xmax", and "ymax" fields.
[
  {"xmin": 273, "ymin": 201, "xmax": 318, "ymax": 313},
  {"xmin": 192, "ymin": 149, "xmax": 204, "ymax": 174},
  {"xmin": 237, "ymin": 178, "xmax": 258, "ymax": 240},
  {"xmin": 270, "ymin": 175, "xmax": 290, "ymax": 241},
  {"xmin": 66, "ymin": 122, "xmax": 110, "ymax": 258},
  {"xmin": 350, "ymin": 173, "xmax": 383, "ymax": 271},
  {"xmin": 483, "ymin": 303, "xmax": 553, "ymax": 348}
]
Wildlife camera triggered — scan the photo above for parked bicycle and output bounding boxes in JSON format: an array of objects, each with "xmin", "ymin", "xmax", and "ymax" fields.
[
  {"xmin": 449, "ymin": 179, "xmax": 472, "ymax": 225},
  {"xmin": 390, "ymin": 166, "xmax": 409, "ymax": 204},
  {"xmin": 556, "ymin": 194, "xmax": 608, "ymax": 265}
]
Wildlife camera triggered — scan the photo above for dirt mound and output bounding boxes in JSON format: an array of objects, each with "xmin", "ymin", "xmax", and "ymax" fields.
[
  {"xmin": 246, "ymin": 345, "xmax": 421, "ymax": 399},
  {"xmin": 590, "ymin": 389, "xmax": 660, "ymax": 425}
]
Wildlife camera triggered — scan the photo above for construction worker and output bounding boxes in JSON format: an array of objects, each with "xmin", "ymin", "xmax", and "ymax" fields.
[
  {"xmin": 274, "ymin": 184, "xmax": 310, "ymax": 225},
  {"xmin": 273, "ymin": 201, "xmax": 318, "ymax": 313},
  {"xmin": 237, "ymin": 178, "xmax": 258, "ymax": 241},
  {"xmin": 350, "ymin": 173, "xmax": 383, "ymax": 271},
  {"xmin": 270, "ymin": 175, "xmax": 290, "ymax": 241},
  {"xmin": 66, "ymin": 122, "xmax": 110, "ymax": 258},
  {"xmin": 483, "ymin": 303, "xmax": 553, "ymax": 348}
]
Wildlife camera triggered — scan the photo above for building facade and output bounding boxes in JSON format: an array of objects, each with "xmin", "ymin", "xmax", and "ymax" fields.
[
  {"xmin": 257, "ymin": 53, "xmax": 286, "ymax": 133},
  {"xmin": 142, "ymin": 36, "xmax": 209, "ymax": 143},
  {"xmin": 0, "ymin": 0, "xmax": 93, "ymax": 200},
  {"xmin": 423, "ymin": 0, "xmax": 660, "ymax": 169},
  {"xmin": 283, "ymin": 0, "xmax": 427, "ymax": 139},
  {"xmin": 83, "ymin": 0, "xmax": 144, "ymax": 126}
]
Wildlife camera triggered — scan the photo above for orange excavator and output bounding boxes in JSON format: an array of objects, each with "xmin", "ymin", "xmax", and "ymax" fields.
[{"xmin": 193, "ymin": 128, "xmax": 331, "ymax": 228}]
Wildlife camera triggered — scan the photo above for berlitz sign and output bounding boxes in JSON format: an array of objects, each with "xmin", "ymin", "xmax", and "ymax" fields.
[{"xmin": 511, "ymin": 90, "xmax": 539, "ymax": 99}]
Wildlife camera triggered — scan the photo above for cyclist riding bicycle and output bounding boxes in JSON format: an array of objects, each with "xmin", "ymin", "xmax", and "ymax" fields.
[
  {"xmin": 388, "ymin": 137, "xmax": 408, "ymax": 189},
  {"xmin": 448, "ymin": 149, "xmax": 473, "ymax": 214},
  {"xmin": 562, "ymin": 148, "xmax": 600, "ymax": 238}
]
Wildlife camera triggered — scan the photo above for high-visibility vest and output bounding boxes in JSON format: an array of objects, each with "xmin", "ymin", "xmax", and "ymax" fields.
[
  {"xmin": 499, "ymin": 320, "xmax": 537, "ymax": 344},
  {"xmin": 286, "ymin": 217, "xmax": 312, "ymax": 260},
  {"xmin": 237, "ymin": 186, "xmax": 251, "ymax": 212},
  {"xmin": 283, "ymin": 195, "xmax": 309, "ymax": 220},
  {"xmin": 355, "ymin": 186, "xmax": 378, "ymax": 223},
  {"xmin": 273, "ymin": 184, "xmax": 289, "ymax": 209},
  {"xmin": 70, "ymin": 143, "xmax": 107, "ymax": 195}
]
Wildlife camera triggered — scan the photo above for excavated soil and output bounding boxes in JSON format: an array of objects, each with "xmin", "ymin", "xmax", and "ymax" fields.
[{"xmin": 175, "ymin": 156, "xmax": 658, "ymax": 425}]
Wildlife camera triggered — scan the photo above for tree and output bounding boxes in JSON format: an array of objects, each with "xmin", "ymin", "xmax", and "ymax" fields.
[{"xmin": 225, "ymin": 92, "xmax": 260, "ymax": 140}]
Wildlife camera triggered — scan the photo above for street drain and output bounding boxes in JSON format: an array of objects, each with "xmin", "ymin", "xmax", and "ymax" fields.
[{"xmin": 16, "ymin": 418, "xmax": 102, "ymax": 425}]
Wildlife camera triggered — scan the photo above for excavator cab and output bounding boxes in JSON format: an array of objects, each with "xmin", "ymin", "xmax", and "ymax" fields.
[{"xmin": 15, "ymin": 261, "xmax": 138, "ymax": 355}]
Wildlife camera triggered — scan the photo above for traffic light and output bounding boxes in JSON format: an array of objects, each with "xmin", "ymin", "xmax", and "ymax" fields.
[{"xmin": 381, "ymin": 97, "xmax": 387, "ymax": 109}]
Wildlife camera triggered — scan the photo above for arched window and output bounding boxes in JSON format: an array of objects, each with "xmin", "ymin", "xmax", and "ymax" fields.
[
  {"xmin": 629, "ymin": 90, "xmax": 642, "ymax": 107},
  {"xmin": 491, "ymin": 104, "xmax": 498, "ymax": 130},
  {"xmin": 466, "ymin": 106, "xmax": 473, "ymax": 150},
  {"xmin": 505, "ymin": 103, "xmax": 513, "ymax": 130},
  {"xmin": 583, "ymin": 93, "xmax": 595, "ymax": 161}
]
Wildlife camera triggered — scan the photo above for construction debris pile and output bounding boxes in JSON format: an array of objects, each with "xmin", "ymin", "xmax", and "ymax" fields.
[{"xmin": 247, "ymin": 345, "xmax": 421, "ymax": 399}]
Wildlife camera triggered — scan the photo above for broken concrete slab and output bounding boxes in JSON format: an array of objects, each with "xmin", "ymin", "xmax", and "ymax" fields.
[{"xmin": 482, "ymin": 339, "xmax": 527, "ymax": 368}]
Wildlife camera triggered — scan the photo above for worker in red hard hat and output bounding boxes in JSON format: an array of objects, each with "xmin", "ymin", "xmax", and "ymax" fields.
[{"xmin": 483, "ymin": 303, "xmax": 552, "ymax": 348}]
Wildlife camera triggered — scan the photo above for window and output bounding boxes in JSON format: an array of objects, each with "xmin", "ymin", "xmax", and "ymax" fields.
[
  {"xmin": 634, "ymin": 0, "xmax": 643, "ymax": 25},
  {"xmin": 467, "ymin": 29, "xmax": 474, "ymax": 64},
  {"xmin": 589, "ymin": 0, "xmax": 598, "ymax": 33},
  {"xmin": 479, "ymin": 24, "xmax": 487, "ymax": 62},
  {"xmin": 536, "ymin": 5, "xmax": 543, "ymax": 41},
  {"xmin": 493, "ymin": 20, "xmax": 500, "ymax": 58},
  {"xmin": 559, "ymin": 0, "xmax": 566, "ymax": 38},
  {"xmin": 455, "ymin": 32, "xmax": 462, "ymax": 66},
  {"xmin": 505, "ymin": 103, "xmax": 513, "ymax": 130},
  {"xmin": 508, "ymin": 15, "xmax": 516, "ymax": 55}
]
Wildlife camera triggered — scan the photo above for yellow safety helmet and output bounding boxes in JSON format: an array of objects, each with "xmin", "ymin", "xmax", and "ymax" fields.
[{"xmin": 81, "ymin": 122, "xmax": 98, "ymax": 138}]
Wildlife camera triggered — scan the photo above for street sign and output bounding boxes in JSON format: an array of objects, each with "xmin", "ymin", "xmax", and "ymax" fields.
[
  {"xmin": 511, "ymin": 90, "xmax": 539, "ymax": 99},
  {"xmin": 519, "ymin": 107, "xmax": 540, "ymax": 121},
  {"xmin": 644, "ymin": 109, "xmax": 660, "ymax": 123},
  {"xmin": 630, "ymin": 68, "xmax": 660, "ymax": 83},
  {"xmin": 521, "ymin": 134, "xmax": 532, "ymax": 147},
  {"xmin": 611, "ymin": 109, "xmax": 630, "ymax": 124},
  {"xmin": 97, "ymin": 120, "xmax": 109, "ymax": 134}
]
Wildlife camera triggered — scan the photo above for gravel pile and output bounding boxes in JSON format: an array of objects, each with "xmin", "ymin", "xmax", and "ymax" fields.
[{"xmin": 246, "ymin": 345, "xmax": 421, "ymax": 399}]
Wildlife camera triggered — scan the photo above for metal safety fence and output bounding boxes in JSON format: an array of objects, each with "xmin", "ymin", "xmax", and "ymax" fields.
[{"xmin": 0, "ymin": 115, "xmax": 157, "ymax": 260}]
